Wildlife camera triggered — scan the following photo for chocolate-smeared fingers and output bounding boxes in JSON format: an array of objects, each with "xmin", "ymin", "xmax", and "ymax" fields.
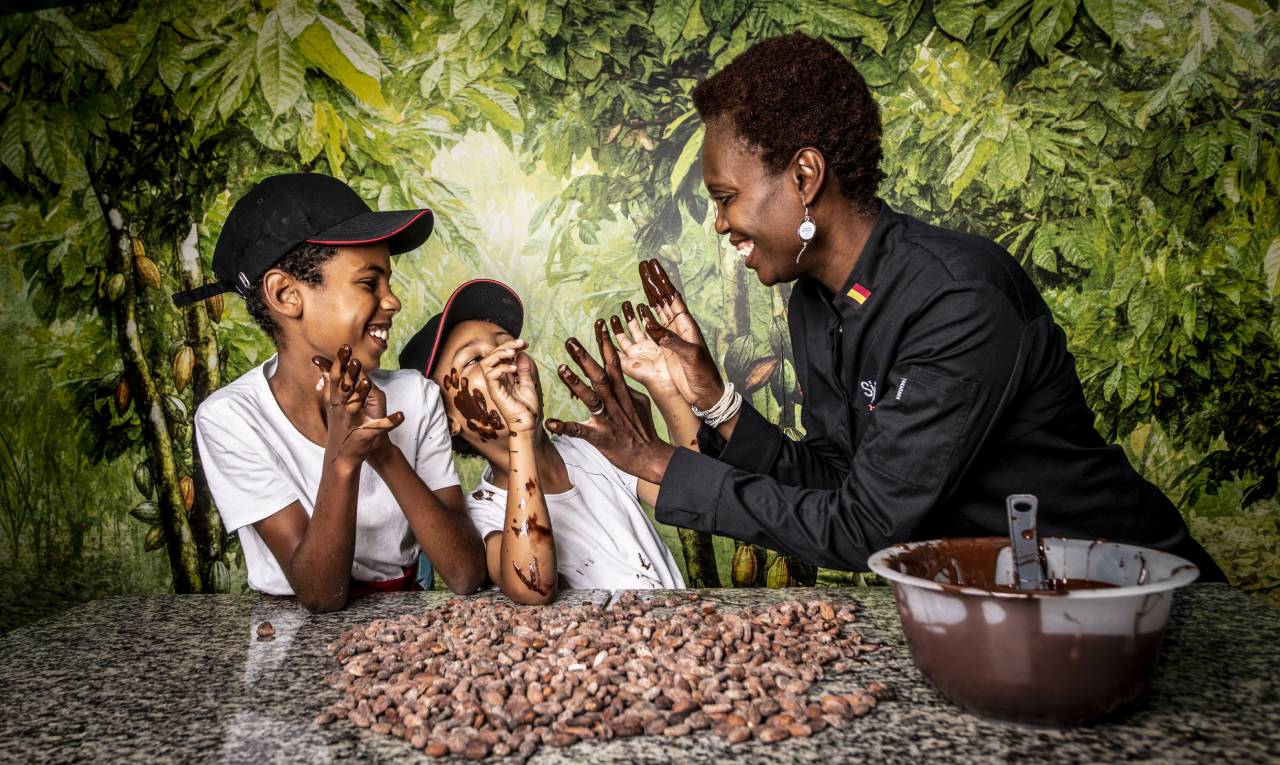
[
  {"xmin": 610, "ymin": 315, "xmax": 632, "ymax": 349},
  {"xmin": 650, "ymin": 259, "xmax": 682, "ymax": 304},
  {"xmin": 595, "ymin": 318, "xmax": 633, "ymax": 407},
  {"xmin": 556, "ymin": 363, "xmax": 604, "ymax": 418},
  {"xmin": 564, "ymin": 336, "xmax": 616, "ymax": 409},
  {"xmin": 639, "ymin": 259, "xmax": 663, "ymax": 308}
]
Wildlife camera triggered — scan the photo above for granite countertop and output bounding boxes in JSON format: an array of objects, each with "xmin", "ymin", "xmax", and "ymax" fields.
[{"xmin": 1, "ymin": 584, "xmax": 1276, "ymax": 764}]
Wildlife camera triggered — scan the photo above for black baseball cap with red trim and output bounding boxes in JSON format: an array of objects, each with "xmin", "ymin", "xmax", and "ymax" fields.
[
  {"xmin": 398, "ymin": 279, "xmax": 524, "ymax": 377},
  {"xmin": 171, "ymin": 173, "xmax": 434, "ymax": 308}
]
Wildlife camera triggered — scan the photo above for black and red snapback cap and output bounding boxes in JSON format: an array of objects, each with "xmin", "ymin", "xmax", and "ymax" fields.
[
  {"xmin": 171, "ymin": 173, "xmax": 434, "ymax": 307},
  {"xmin": 398, "ymin": 279, "xmax": 524, "ymax": 377}
]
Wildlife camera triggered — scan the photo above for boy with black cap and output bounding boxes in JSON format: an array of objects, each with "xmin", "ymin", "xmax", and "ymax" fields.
[
  {"xmin": 173, "ymin": 173, "xmax": 486, "ymax": 612},
  {"xmin": 398, "ymin": 280, "xmax": 685, "ymax": 604}
]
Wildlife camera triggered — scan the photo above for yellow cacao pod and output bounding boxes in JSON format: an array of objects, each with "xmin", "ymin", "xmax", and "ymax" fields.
[
  {"xmin": 180, "ymin": 476, "xmax": 195, "ymax": 510},
  {"xmin": 207, "ymin": 292, "xmax": 224, "ymax": 323},
  {"xmin": 114, "ymin": 377, "xmax": 131, "ymax": 416},
  {"xmin": 135, "ymin": 254, "xmax": 161, "ymax": 289},
  {"xmin": 731, "ymin": 544, "xmax": 759, "ymax": 587},
  {"xmin": 173, "ymin": 345, "xmax": 194, "ymax": 392},
  {"xmin": 765, "ymin": 554, "xmax": 792, "ymax": 589},
  {"xmin": 143, "ymin": 525, "xmax": 165, "ymax": 552},
  {"xmin": 107, "ymin": 273, "xmax": 126, "ymax": 301}
]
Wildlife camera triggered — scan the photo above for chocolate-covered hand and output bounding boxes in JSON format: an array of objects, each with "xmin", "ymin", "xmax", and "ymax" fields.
[
  {"xmin": 544, "ymin": 320, "xmax": 674, "ymax": 484},
  {"xmin": 312, "ymin": 344, "xmax": 404, "ymax": 467},
  {"xmin": 480, "ymin": 339, "xmax": 542, "ymax": 434},
  {"xmin": 610, "ymin": 302, "xmax": 675, "ymax": 394},
  {"xmin": 638, "ymin": 259, "xmax": 726, "ymax": 410}
]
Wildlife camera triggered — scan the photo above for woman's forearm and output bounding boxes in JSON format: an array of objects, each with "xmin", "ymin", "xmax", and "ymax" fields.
[{"xmin": 498, "ymin": 431, "xmax": 558, "ymax": 605}]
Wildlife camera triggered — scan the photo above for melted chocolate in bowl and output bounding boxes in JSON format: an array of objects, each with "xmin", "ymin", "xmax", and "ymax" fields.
[{"xmin": 871, "ymin": 537, "xmax": 1198, "ymax": 726}]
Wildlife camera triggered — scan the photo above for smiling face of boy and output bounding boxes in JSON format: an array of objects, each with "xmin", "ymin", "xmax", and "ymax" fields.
[
  {"xmin": 431, "ymin": 319, "xmax": 538, "ymax": 450},
  {"xmin": 290, "ymin": 244, "xmax": 401, "ymax": 372}
]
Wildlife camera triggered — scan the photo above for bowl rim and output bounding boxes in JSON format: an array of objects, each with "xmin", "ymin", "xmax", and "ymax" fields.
[{"xmin": 866, "ymin": 536, "xmax": 1200, "ymax": 600}]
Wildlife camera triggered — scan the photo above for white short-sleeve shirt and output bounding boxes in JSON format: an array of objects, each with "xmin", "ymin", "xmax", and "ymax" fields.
[
  {"xmin": 195, "ymin": 354, "xmax": 459, "ymax": 595},
  {"xmin": 466, "ymin": 435, "xmax": 684, "ymax": 590}
]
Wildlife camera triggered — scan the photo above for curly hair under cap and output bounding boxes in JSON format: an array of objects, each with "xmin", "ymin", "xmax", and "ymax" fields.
[
  {"xmin": 245, "ymin": 242, "xmax": 340, "ymax": 341},
  {"xmin": 691, "ymin": 33, "xmax": 885, "ymax": 212}
]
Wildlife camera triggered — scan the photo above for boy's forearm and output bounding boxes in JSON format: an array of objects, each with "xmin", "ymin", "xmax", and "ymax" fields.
[
  {"xmin": 291, "ymin": 457, "xmax": 361, "ymax": 611},
  {"xmin": 498, "ymin": 432, "xmax": 557, "ymax": 605},
  {"xmin": 373, "ymin": 448, "xmax": 486, "ymax": 594}
]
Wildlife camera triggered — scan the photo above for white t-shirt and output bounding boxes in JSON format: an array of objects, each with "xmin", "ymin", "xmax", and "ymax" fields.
[
  {"xmin": 194, "ymin": 354, "xmax": 459, "ymax": 595},
  {"xmin": 466, "ymin": 435, "xmax": 684, "ymax": 590}
]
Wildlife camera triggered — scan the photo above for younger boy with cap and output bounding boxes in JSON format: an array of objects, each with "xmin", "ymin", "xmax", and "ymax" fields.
[
  {"xmin": 174, "ymin": 173, "xmax": 486, "ymax": 612},
  {"xmin": 398, "ymin": 280, "xmax": 685, "ymax": 604}
]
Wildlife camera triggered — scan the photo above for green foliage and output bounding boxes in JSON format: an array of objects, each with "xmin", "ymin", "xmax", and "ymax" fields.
[{"xmin": 0, "ymin": 0, "xmax": 1276, "ymax": 603}]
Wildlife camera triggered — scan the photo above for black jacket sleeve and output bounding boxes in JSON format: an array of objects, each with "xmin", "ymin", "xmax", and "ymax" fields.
[{"xmin": 655, "ymin": 282, "xmax": 1033, "ymax": 570}]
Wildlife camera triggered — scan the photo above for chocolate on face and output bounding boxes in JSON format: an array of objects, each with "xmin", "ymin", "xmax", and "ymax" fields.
[{"xmin": 444, "ymin": 368, "xmax": 503, "ymax": 442}]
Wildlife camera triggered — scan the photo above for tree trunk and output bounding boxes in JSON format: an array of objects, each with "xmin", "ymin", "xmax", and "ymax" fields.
[
  {"xmin": 176, "ymin": 223, "xmax": 224, "ymax": 588},
  {"xmin": 96, "ymin": 188, "xmax": 204, "ymax": 593}
]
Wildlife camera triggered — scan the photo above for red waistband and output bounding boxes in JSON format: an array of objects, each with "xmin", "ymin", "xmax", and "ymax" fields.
[{"xmin": 348, "ymin": 560, "xmax": 423, "ymax": 600}]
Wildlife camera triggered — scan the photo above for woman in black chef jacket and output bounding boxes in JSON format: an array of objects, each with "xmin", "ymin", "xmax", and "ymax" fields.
[{"xmin": 543, "ymin": 32, "xmax": 1224, "ymax": 581}]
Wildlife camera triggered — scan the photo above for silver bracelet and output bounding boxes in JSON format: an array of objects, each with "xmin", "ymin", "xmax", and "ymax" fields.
[
  {"xmin": 692, "ymin": 383, "xmax": 742, "ymax": 427},
  {"xmin": 705, "ymin": 389, "xmax": 742, "ymax": 427}
]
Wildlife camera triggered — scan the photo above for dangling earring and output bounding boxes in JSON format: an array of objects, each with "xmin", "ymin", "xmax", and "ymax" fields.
[{"xmin": 796, "ymin": 205, "xmax": 816, "ymax": 264}]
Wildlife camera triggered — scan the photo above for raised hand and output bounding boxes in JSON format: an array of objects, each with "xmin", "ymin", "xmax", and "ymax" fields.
[
  {"xmin": 479, "ymin": 339, "xmax": 542, "ymax": 434},
  {"xmin": 312, "ymin": 344, "xmax": 404, "ymax": 468},
  {"xmin": 610, "ymin": 301, "xmax": 675, "ymax": 393},
  {"xmin": 637, "ymin": 259, "xmax": 726, "ymax": 410},
  {"xmin": 544, "ymin": 319, "xmax": 672, "ymax": 484}
]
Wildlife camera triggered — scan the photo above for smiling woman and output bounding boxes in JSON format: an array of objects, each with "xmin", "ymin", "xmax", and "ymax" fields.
[{"xmin": 555, "ymin": 33, "xmax": 1226, "ymax": 584}]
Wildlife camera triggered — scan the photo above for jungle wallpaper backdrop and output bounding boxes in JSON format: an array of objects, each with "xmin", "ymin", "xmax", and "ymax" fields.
[{"xmin": 0, "ymin": 0, "xmax": 1276, "ymax": 631}]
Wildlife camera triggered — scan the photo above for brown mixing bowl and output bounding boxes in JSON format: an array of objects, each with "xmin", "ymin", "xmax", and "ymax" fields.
[{"xmin": 867, "ymin": 537, "xmax": 1199, "ymax": 725}]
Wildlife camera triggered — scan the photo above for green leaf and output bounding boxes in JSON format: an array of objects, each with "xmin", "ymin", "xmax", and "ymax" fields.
[
  {"xmin": 670, "ymin": 125, "xmax": 704, "ymax": 196},
  {"xmin": 454, "ymin": 0, "xmax": 496, "ymax": 34},
  {"xmin": 1128, "ymin": 287, "xmax": 1154, "ymax": 337},
  {"xmin": 1081, "ymin": 0, "xmax": 1115, "ymax": 39},
  {"xmin": 312, "ymin": 100, "xmax": 347, "ymax": 177},
  {"xmin": 535, "ymin": 49, "xmax": 567, "ymax": 80},
  {"xmin": 1119, "ymin": 366, "xmax": 1140, "ymax": 407},
  {"xmin": 256, "ymin": 14, "xmax": 305, "ymax": 117},
  {"xmin": 276, "ymin": 0, "xmax": 317, "ymax": 38},
  {"xmin": 298, "ymin": 19, "xmax": 386, "ymax": 109},
  {"xmin": 419, "ymin": 57, "xmax": 445, "ymax": 99},
  {"xmin": 1029, "ymin": 0, "xmax": 1078, "ymax": 59},
  {"xmin": 934, "ymin": 0, "xmax": 977, "ymax": 40},
  {"xmin": 945, "ymin": 136, "xmax": 998, "ymax": 201},
  {"xmin": 458, "ymin": 83, "xmax": 523, "ymax": 132},
  {"xmin": 651, "ymin": 0, "xmax": 694, "ymax": 48},
  {"xmin": 803, "ymin": 0, "xmax": 888, "ymax": 55},
  {"xmin": 682, "ymin": 0, "xmax": 710, "ymax": 40},
  {"xmin": 155, "ymin": 30, "xmax": 185, "ymax": 91},
  {"xmin": 992, "ymin": 121, "xmax": 1031, "ymax": 188},
  {"xmin": 216, "ymin": 41, "xmax": 256, "ymax": 121},
  {"xmin": 1264, "ymin": 238, "xmax": 1280, "ymax": 297},
  {"xmin": 0, "ymin": 110, "xmax": 24, "ymax": 179},
  {"xmin": 1030, "ymin": 227, "xmax": 1058, "ymax": 272},
  {"xmin": 332, "ymin": 0, "xmax": 365, "ymax": 32}
]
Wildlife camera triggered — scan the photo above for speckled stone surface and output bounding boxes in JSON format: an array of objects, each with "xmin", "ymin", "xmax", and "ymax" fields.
[{"xmin": 0, "ymin": 584, "xmax": 1276, "ymax": 764}]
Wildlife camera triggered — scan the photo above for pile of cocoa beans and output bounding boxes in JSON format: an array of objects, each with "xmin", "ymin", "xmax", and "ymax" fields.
[{"xmin": 317, "ymin": 592, "xmax": 892, "ymax": 760}]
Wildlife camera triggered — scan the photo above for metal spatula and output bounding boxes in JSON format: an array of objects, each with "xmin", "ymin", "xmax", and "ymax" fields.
[{"xmin": 1007, "ymin": 494, "xmax": 1049, "ymax": 591}]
